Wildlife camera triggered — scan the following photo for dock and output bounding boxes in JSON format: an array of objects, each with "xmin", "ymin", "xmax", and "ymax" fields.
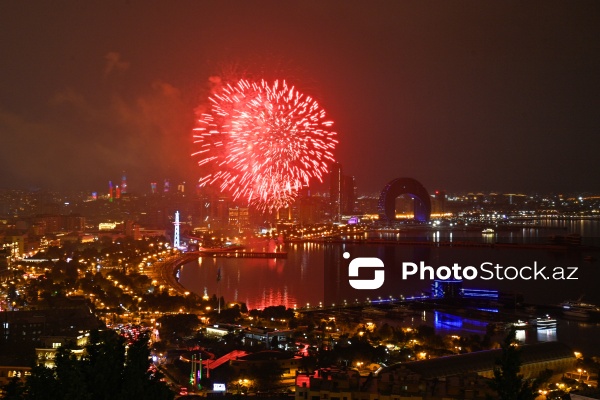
[{"xmin": 196, "ymin": 251, "xmax": 287, "ymax": 259}]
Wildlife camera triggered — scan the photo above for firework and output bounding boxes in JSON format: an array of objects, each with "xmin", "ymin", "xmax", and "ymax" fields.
[{"xmin": 192, "ymin": 79, "xmax": 337, "ymax": 212}]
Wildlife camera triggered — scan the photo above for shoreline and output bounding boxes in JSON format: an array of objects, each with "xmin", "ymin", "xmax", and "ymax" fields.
[
  {"xmin": 288, "ymin": 238, "xmax": 600, "ymax": 251},
  {"xmin": 148, "ymin": 253, "xmax": 198, "ymax": 296}
]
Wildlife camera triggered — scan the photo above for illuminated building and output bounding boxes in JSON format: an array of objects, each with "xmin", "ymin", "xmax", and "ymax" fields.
[
  {"xmin": 0, "ymin": 306, "xmax": 102, "ymax": 386},
  {"xmin": 1, "ymin": 236, "xmax": 24, "ymax": 259},
  {"xmin": 150, "ymin": 182, "xmax": 157, "ymax": 194},
  {"xmin": 228, "ymin": 207, "xmax": 249, "ymax": 227},
  {"xmin": 391, "ymin": 342, "xmax": 575, "ymax": 380},
  {"xmin": 31, "ymin": 215, "xmax": 61, "ymax": 234},
  {"xmin": 99, "ymin": 222, "xmax": 117, "ymax": 230},
  {"xmin": 163, "ymin": 179, "xmax": 170, "ymax": 193},
  {"xmin": 296, "ymin": 189, "xmax": 327, "ymax": 225},
  {"xmin": 35, "ymin": 334, "xmax": 88, "ymax": 368},
  {"xmin": 505, "ymin": 193, "xmax": 527, "ymax": 206},
  {"xmin": 120, "ymin": 172, "xmax": 127, "ymax": 194},
  {"xmin": 215, "ymin": 197, "xmax": 230, "ymax": 228},
  {"xmin": 230, "ymin": 350, "xmax": 301, "ymax": 379},
  {"xmin": 108, "ymin": 181, "xmax": 113, "ymax": 202},
  {"xmin": 62, "ymin": 215, "xmax": 85, "ymax": 232},
  {"xmin": 378, "ymin": 177, "xmax": 431, "ymax": 222},
  {"xmin": 356, "ymin": 195, "xmax": 379, "ymax": 214},
  {"xmin": 431, "ymin": 190, "xmax": 447, "ymax": 215},
  {"xmin": 296, "ymin": 343, "xmax": 575, "ymax": 400},
  {"xmin": 329, "ymin": 162, "xmax": 342, "ymax": 222},
  {"xmin": 242, "ymin": 329, "xmax": 295, "ymax": 349},
  {"xmin": 342, "ymin": 175, "xmax": 356, "ymax": 215},
  {"xmin": 432, "ymin": 280, "xmax": 463, "ymax": 299},
  {"xmin": 432, "ymin": 280, "xmax": 499, "ymax": 300},
  {"xmin": 124, "ymin": 220, "xmax": 140, "ymax": 240}
]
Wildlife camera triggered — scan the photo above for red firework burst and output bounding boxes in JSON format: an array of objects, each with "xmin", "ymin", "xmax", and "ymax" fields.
[{"xmin": 192, "ymin": 79, "xmax": 337, "ymax": 212}]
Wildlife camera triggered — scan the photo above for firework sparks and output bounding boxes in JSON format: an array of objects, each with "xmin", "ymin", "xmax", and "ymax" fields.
[{"xmin": 192, "ymin": 79, "xmax": 338, "ymax": 212}]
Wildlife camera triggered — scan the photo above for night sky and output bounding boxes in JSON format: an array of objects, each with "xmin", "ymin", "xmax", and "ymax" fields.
[{"xmin": 1, "ymin": 2, "xmax": 599, "ymax": 194}]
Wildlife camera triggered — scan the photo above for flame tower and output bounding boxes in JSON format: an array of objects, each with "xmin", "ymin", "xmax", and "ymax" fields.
[{"xmin": 121, "ymin": 172, "xmax": 127, "ymax": 194}]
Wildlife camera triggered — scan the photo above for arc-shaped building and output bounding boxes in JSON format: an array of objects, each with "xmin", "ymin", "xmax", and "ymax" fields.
[{"xmin": 378, "ymin": 177, "xmax": 431, "ymax": 222}]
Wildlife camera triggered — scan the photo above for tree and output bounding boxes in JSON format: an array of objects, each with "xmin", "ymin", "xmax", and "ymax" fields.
[
  {"xmin": 1, "ymin": 377, "xmax": 25, "ymax": 400},
  {"xmin": 15, "ymin": 330, "xmax": 174, "ymax": 400},
  {"xmin": 22, "ymin": 365, "xmax": 59, "ymax": 400},
  {"xmin": 158, "ymin": 314, "xmax": 200, "ymax": 343},
  {"xmin": 120, "ymin": 334, "xmax": 173, "ymax": 400},
  {"xmin": 376, "ymin": 323, "xmax": 394, "ymax": 341},
  {"xmin": 247, "ymin": 360, "xmax": 284, "ymax": 391},
  {"xmin": 55, "ymin": 345, "xmax": 90, "ymax": 400},
  {"xmin": 83, "ymin": 330, "xmax": 125, "ymax": 400},
  {"xmin": 488, "ymin": 328, "xmax": 537, "ymax": 400}
]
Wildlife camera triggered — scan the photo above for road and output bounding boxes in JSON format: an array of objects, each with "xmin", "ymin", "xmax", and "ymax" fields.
[{"xmin": 146, "ymin": 254, "xmax": 198, "ymax": 296}]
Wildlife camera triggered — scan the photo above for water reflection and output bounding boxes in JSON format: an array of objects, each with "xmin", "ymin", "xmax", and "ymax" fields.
[
  {"xmin": 537, "ymin": 327, "xmax": 557, "ymax": 342},
  {"xmin": 434, "ymin": 311, "xmax": 490, "ymax": 334},
  {"xmin": 176, "ymin": 220, "xmax": 600, "ymax": 352},
  {"xmin": 179, "ymin": 246, "xmax": 322, "ymax": 310}
]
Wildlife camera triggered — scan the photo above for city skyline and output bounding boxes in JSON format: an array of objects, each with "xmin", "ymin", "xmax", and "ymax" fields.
[
  {"xmin": 2, "ymin": 4, "xmax": 600, "ymax": 394},
  {"xmin": 1, "ymin": 2, "xmax": 599, "ymax": 195}
]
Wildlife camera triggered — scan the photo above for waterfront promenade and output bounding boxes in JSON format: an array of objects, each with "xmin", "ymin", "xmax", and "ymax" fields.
[
  {"xmin": 146, "ymin": 249, "xmax": 287, "ymax": 297},
  {"xmin": 147, "ymin": 253, "xmax": 198, "ymax": 296}
]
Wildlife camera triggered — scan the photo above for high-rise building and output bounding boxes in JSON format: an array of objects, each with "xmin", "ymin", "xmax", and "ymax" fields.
[
  {"xmin": 108, "ymin": 181, "xmax": 114, "ymax": 202},
  {"xmin": 124, "ymin": 220, "xmax": 140, "ymax": 240},
  {"xmin": 229, "ymin": 207, "xmax": 249, "ymax": 228},
  {"xmin": 150, "ymin": 182, "xmax": 157, "ymax": 194},
  {"xmin": 342, "ymin": 175, "xmax": 356, "ymax": 215},
  {"xmin": 62, "ymin": 215, "xmax": 85, "ymax": 232},
  {"xmin": 329, "ymin": 163, "xmax": 342, "ymax": 222},
  {"xmin": 215, "ymin": 197, "xmax": 230, "ymax": 228},
  {"xmin": 121, "ymin": 172, "xmax": 127, "ymax": 194},
  {"xmin": 164, "ymin": 179, "xmax": 170, "ymax": 193},
  {"xmin": 32, "ymin": 215, "xmax": 61, "ymax": 234},
  {"xmin": 431, "ymin": 190, "xmax": 447, "ymax": 215}
]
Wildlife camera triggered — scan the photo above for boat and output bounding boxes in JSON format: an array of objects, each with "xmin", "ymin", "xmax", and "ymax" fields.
[
  {"xmin": 387, "ymin": 305, "xmax": 414, "ymax": 317},
  {"xmin": 529, "ymin": 315, "xmax": 557, "ymax": 329},
  {"xmin": 362, "ymin": 307, "xmax": 386, "ymax": 316},
  {"xmin": 560, "ymin": 299, "xmax": 600, "ymax": 320},
  {"xmin": 482, "ymin": 228, "xmax": 495, "ymax": 234},
  {"xmin": 507, "ymin": 320, "xmax": 529, "ymax": 330}
]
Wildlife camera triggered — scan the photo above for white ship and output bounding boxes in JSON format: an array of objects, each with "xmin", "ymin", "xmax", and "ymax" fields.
[
  {"xmin": 528, "ymin": 315, "xmax": 557, "ymax": 329},
  {"xmin": 508, "ymin": 320, "xmax": 529, "ymax": 330},
  {"xmin": 561, "ymin": 299, "xmax": 600, "ymax": 320}
]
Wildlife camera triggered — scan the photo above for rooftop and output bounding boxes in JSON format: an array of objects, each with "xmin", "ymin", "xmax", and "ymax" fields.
[{"xmin": 387, "ymin": 341, "xmax": 575, "ymax": 379}]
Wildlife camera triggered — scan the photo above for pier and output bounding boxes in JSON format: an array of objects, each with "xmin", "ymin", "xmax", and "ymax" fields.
[{"xmin": 196, "ymin": 250, "xmax": 287, "ymax": 259}]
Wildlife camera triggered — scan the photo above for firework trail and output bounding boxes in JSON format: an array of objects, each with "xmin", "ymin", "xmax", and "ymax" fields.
[{"xmin": 192, "ymin": 79, "xmax": 337, "ymax": 212}]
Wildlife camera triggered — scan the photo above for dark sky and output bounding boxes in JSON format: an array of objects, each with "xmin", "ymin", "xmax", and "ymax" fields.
[{"xmin": 1, "ymin": 2, "xmax": 599, "ymax": 195}]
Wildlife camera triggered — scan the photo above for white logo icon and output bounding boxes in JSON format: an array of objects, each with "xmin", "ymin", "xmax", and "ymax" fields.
[{"xmin": 345, "ymin": 252, "xmax": 385, "ymax": 290}]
